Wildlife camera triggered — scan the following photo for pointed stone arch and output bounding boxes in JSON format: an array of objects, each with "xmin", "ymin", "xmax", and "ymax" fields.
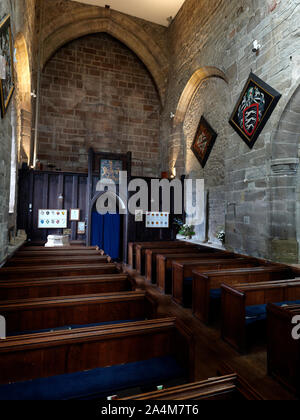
[
  {"xmin": 174, "ymin": 67, "xmax": 228, "ymax": 125},
  {"xmin": 14, "ymin": 32, "xmax": 32, "ymax": 164},
  {"xmin": 40, "ymin": 11, "xmax": 168, "ymax": 104}
]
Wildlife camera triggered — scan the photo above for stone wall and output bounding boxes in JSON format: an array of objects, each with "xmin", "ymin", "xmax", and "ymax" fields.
[
  {"xmin": 0, "ymin": 0, "xmax": 36, "ymax": 263},
  {"xmin": 38, "ymin": 33, "xmax": 161, "ymax": 176},
  {"xmin": 162, "ymin": 0, "xmax": 300, "ymax": 260}
]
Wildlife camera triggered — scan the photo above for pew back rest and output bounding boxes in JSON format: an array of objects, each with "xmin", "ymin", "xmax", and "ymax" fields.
[
  {"xmin": 194, "ymin": 266, "xmax": 294, "ymax": 290},
  {"xmin": 0, "ymin": 291, "xmax": 158, "ymax": 333},
  {"xmin": 228, "ymin": 279, "xmax": 300, "ymax": 306},
  {"xmin": 0, "ymin": 263, "xmax": 118, "ymax": 280}
]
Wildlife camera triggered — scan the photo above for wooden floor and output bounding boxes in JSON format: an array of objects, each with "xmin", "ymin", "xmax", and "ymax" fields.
[{"xmin": 123, "ymin": 264, "xmax": 297, "ymax": 400}]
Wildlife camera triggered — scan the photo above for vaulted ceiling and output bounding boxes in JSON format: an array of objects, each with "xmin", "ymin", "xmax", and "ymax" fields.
[{"xmin": 71, "ymin": 0, "xmax": 185, "ymax": 26}]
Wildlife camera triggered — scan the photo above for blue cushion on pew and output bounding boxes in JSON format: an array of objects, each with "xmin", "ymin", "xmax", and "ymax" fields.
[
  {"xmin": 184, "ymin": 277, "xmax": 193, "ymax": 284},
  {"xmin": 245, "ymin": 305, "xmax": 267, "ymax": 325},
  {"xmin": 7, "ymin": 319, "xmax": 144, "ymax": 337},
  {"xmin": 210, "ymin": 289, "xmax": 221, "ymax": 299},
  {"xmin": 0, "ymin": 356, "xmax": 186, "ymax": 400},
  {"xmin": 245, "ymin": 300, "xmax": 300, "ymax": 325}
]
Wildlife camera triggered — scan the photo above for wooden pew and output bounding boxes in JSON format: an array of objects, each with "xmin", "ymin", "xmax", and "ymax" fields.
[
  {"xmin": 145, "ymin": 246, "xmax": 215, "ymax": 283},
  {"xmin": 20, "ymin": 245, "xmax": 98, "ymax": 251},
  {"xmin": 128, "ymin": 241, "xmax": 179, "ymax": 269},
  {"xmin": 0, "ymin": 274, "xmax": 132, "ymax": 300},
  {"xmin": 6, "ymin": 255, "xmax": 109, "ymax": 267},
  {"xmin": 221, "ymin": 278, "xmax": 300, "ymax": 353},
  {"xmin": 0, "ymin": 318, "xmax": 194, "ymax": 400},
  {"xmin": 157, "ymin": 251, "xmax": 236, "ymax": 294},
  {"xmin": 15, "ymin": 249, "xmax": 105, "ymax": 258},
  {"xmin": 0, "ymin": 291, "xmax": 156, "ymax": 334},
  {"xmin": 267, "ymin": 303, "xmax": 300, "ymax": 395},
  {"xmin": 120, "ymin": 373, "xmax": 263, "ymax": 400},
  {"xmin": 0, "ymin": 263, "xmax": 118, "ymax": 280},
  {"xmin": 172, "ymin": 258, "xmax": 262, "ymax": 306},
  {"xmin": 135, "ymin": 241, "xmax": 198, "ymax": 275},
  {"xmin": 193, "ymin": 266, "xmax": 293, "ymax": 324}
]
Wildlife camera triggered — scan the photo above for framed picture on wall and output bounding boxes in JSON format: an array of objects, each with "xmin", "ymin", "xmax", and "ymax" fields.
[
  {"xmin": 0, "ymin": 15, "xmax": 15, "ymax": 118},
  {"xmin": 70, "ymin": 209, "xmax": 80, "ymax": 221},
  {"xmin": 77, "ymin": 222, "xmax": 86, "ymax": 235},
  {"xmin": 229, "ymin": 72, "xmax": 281, "ymax": 149},
  {"xmin": 191, "ymin": 116, "xmax": 218, "ymax": 168},
  {"xmin": 100, "ymin": 159, "xmax": 123, "ymax": 184}
]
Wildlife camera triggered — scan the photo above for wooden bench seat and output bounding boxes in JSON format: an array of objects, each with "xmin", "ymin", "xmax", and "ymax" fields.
[
  {"xmin": 135, "ymin": 241, "xmax": 197, "ymax": 275},
  {"xmin": 145, "ymin": 246, "xmax": 218, "ymax": 283},
  {"xmin": 157, "ymin": 251, "xmax": 236, "ymax": 294},
  {"xmin": 0, "ymin": 318, "xmax": 194, "ymax": 400},
  {"xmin": 221, "ymin": 278, "xmax": 300, "ymax": 353},
  {"xmin": 267, "ymin": 303, "xmax": 300, "ymax": 395},
  {"xmin": 0, "ymin": 274, "xmax": 132, "ymax": 300},
  {"xmin": 0, "ymin": 263, "xmax": 118, "ymax": 280},
  {"xmin": 0, "ymin": 356, "xmax": 186, "ymax": 401},
  {"xmin": 172, "ymin": 258, "xmax": 262, "ymax": 306},
  {"xmin": 1, "ymin": 291, "xmax": 156, "ymax": 335},
  {"xmin": 120, "ymin": 373, "xmax": 263, "ymax": 400},
  {"xmin": 193, "ymin": 266, "xmax": 294, "ymax": 324},
  {"xmin": 6, "ymin": 255, "xmax": 109, "ymax": 267}
]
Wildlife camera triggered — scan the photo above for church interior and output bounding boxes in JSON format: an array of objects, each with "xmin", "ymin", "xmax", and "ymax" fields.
[{"xmin": 0, "ymin": 0, "xmax": 300, "ymax": 401}]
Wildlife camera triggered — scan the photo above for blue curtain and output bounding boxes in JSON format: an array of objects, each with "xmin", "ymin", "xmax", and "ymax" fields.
[{"xmin": 91, "ymin": 212, "xmax": 121, "ymax": 260}]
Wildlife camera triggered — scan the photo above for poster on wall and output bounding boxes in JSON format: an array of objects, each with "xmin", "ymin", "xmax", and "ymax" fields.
[
  {"xmin": 191, "ymin": 116, "xmax": 218, "ymax": 168},
  {"xmin": 100, "ymin": 159, "xmax": 123, "ymax": 184},
  {"xmin": 229, "ymin": 72, "xmax": 281, "ymax": 149},
  {"xmin": 146, "ymin": 212, "xmax": 169, "ymax": 228},
  {"xmin": 38, "ymin": 210, "xmax": 68, "ymax": 229},
  {"xmin": 0, "ymin": 15, "xmax": 15, "ymax": 118},
  {"xmin": 77, "ymin": 222, "xmax": 86, "ymax": 235},
  {"xmin": 70, "ymin": 209, "xmax": 80, "ymax": 221}
]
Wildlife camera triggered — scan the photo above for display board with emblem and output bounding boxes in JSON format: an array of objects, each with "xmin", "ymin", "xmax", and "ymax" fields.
[
  {"xmin": 146, "ymin": 212, "xmax": 169, "ymax": 228},
  {"xmin": 38, "ymin": 210, "xmax": 68, "ymax": 229}
]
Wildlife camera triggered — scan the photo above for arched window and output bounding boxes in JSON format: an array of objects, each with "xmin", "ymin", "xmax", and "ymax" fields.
[{"xmin": 9, "ymin": 105, "xmax": 17, "ymax": 214}]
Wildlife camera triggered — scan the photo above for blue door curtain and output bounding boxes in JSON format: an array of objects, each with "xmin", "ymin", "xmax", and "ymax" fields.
[{"xmin": 91, "ymin": 212, "xmax": 121, "ymax": 260}]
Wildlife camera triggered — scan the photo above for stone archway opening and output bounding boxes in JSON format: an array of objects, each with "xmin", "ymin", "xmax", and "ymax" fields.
[{"xmin": 270, "ymin": 83, "xmax": 300, "ymax": 263}]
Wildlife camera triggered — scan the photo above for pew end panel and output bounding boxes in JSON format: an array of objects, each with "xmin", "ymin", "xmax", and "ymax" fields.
[
  {"xmin": 192, "ymin": 272, "xmax": 211, "ymax": 324},
  {"xmin": 221, "ymin": 284, "xmax": 247, "ymax": 353},
  {"xmin": 267, "ymin": 303, "xmax": 300, "ymax": 395},
  {"xmin": 172, "ymin": 318, "xmax": 195, "ymax": 382}
]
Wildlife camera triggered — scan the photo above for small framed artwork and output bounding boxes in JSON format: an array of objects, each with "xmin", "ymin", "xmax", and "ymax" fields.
[
  {"xmin": 70, "ymin": 209, "xmax": 80, "ymax": 221},
  {"xmin": 38, "ymin": 210, "xmax": 68, "ymax": 229},
  {"xmin": 0, "ymin": 15, "xmax": 15, "ymax": 118},
  {"xmin": 100, "ymin": 159, "xmax": 123, "ymax": 184},
  {"xmin": 191, "ymin": 116, "xmax": 218, "ymax": 168},
  {"xmin": 229, "ymin": 72, "xmax": 281, "ymax": 149},
  {"xmin": 77, "ymin": 222, "xmax": 86, "ymax": 235}
]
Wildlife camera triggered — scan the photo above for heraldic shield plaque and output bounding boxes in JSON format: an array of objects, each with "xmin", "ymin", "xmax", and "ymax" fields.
[
  {"xmin": 191, "ymin": 116, "xmax": 218, "ymax": 168},
  {"xmin": 229, "ymin": 72, "xmax": 281, "ymax": 149}
]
